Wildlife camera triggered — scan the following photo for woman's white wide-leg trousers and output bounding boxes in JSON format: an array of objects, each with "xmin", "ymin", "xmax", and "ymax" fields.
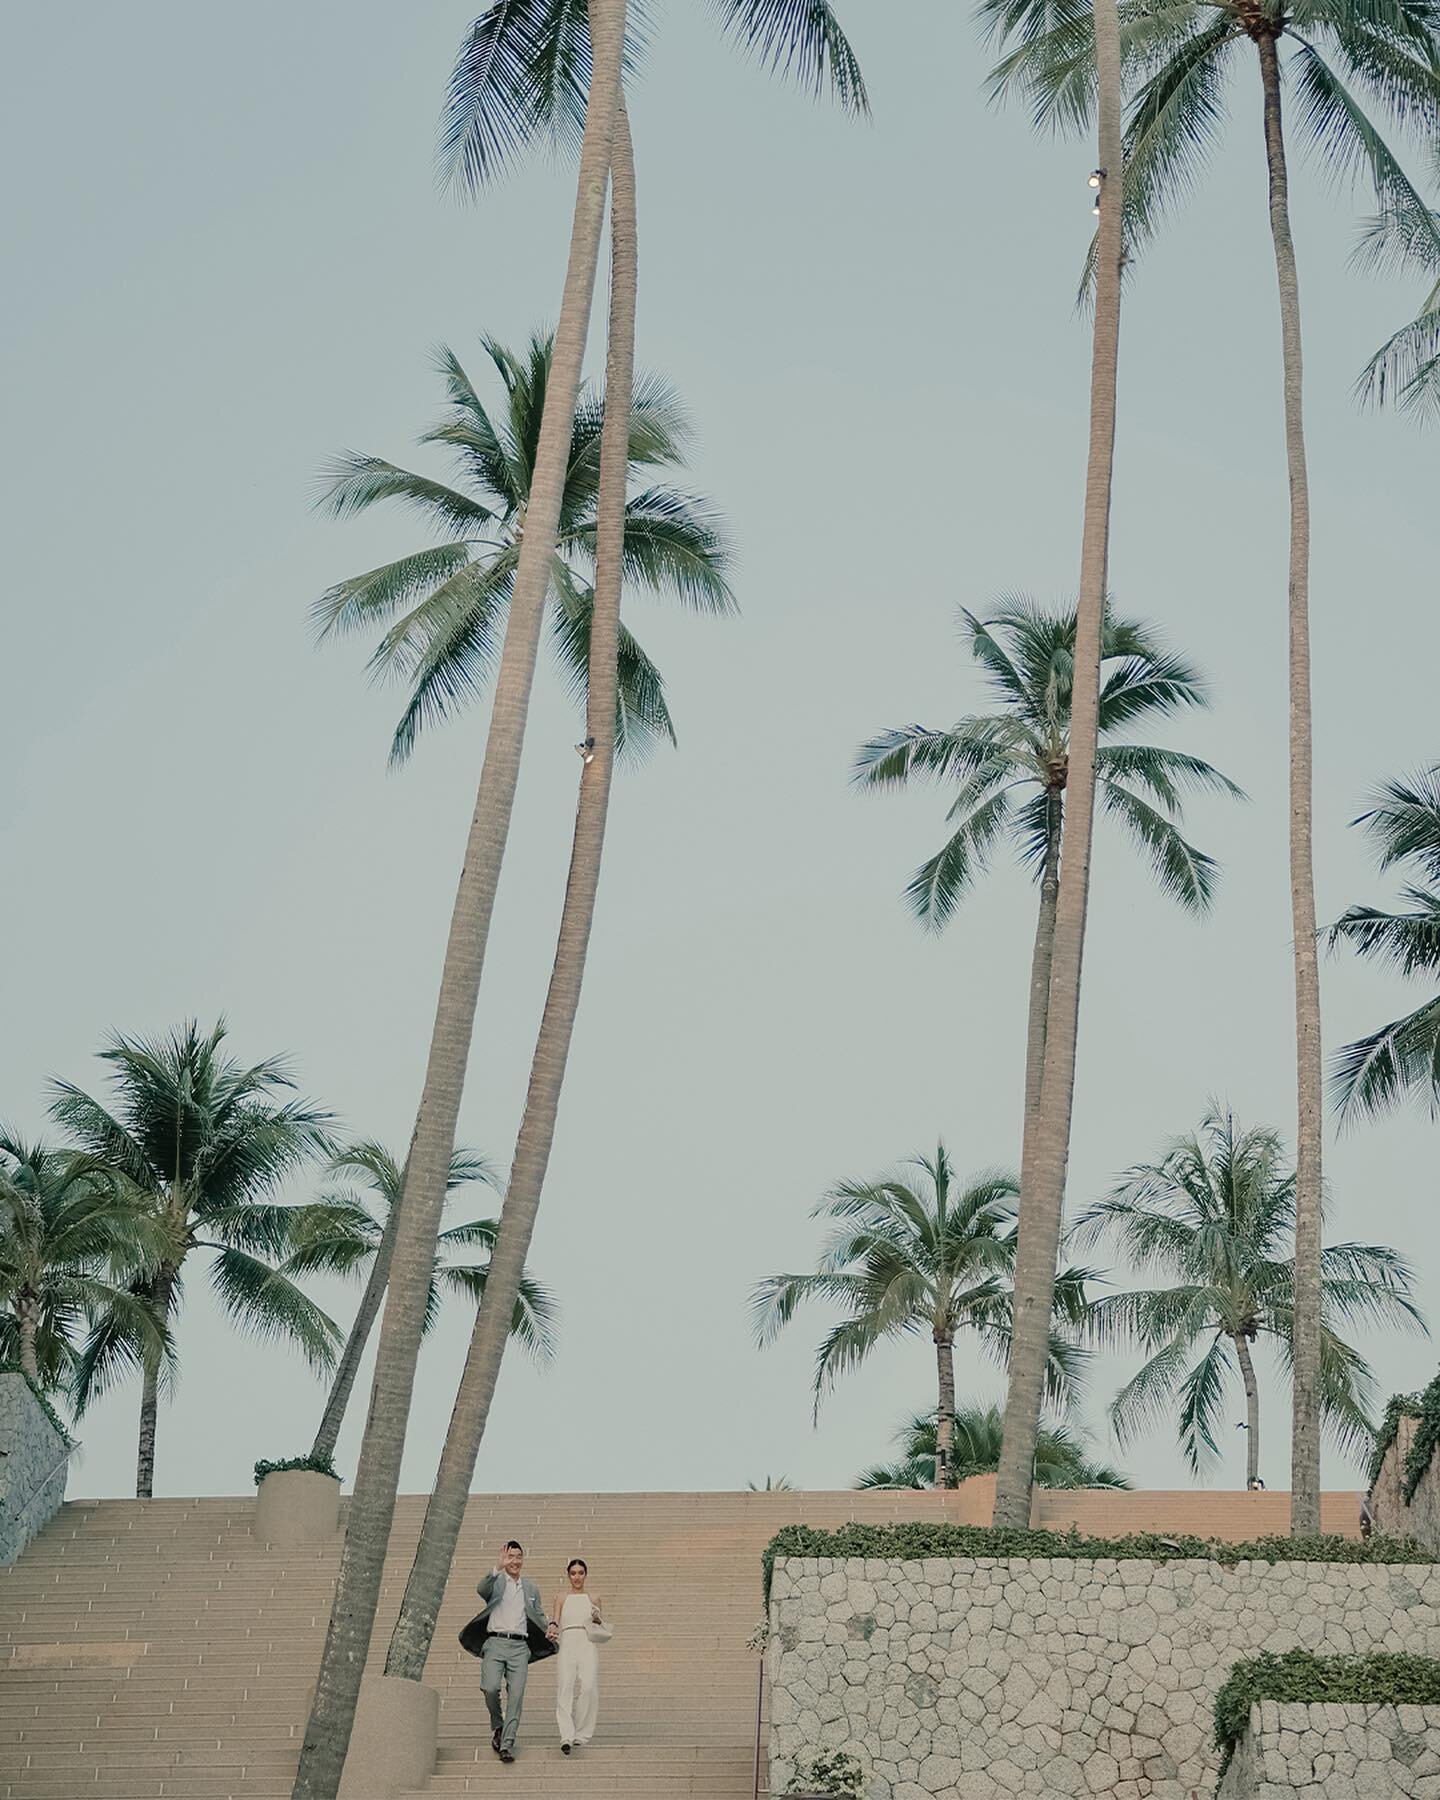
[{"xmin": 556, "ymin": 1634, "xmax": 599, "ymax": 1746}]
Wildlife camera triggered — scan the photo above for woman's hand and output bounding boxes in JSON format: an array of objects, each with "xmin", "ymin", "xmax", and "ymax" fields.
[{"xmin": 591, "ymin": 1604, "xmax": 602, "ymax": 1623}]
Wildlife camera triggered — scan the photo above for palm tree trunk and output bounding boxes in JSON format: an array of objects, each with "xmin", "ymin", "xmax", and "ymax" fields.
[
  {"xmin": 1234, "ymin": 1330, "xmax": 1262, "ymax": 1487},
  {"xmin": 288, "ymin": 12, "xmax": 628, "ymax": 1795},
  {"xmin": 1022, "ymin": 785, "xmax": 1064, "ymax": 1135},
  {"xmin": 310, "ymin": 1214, "xmax": 399, "ymax": 1467},
  {"xmin": 993, "ymin": 0, "xmax": 1125, "ymax": 1530},
  {"xmin": 17, "ymin": 1294, "xmax": 40, "ymax": 1383},
  {"xmin": 136, "ymin": 1264, "xmax": 176, "ymax": 1501},
  {"xmin": 934, "ymin": 1334, "xmax": 957, "ymax": 1489},
  {"xmin": 382, "ymin": 97, "xmax": 639, "ymax": 1685},
  {"xmin": 1252, "ymin": 31, "xmax": 1323, "ymax": 1538}
]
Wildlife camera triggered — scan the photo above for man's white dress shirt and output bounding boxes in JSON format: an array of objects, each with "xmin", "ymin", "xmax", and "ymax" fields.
[{"xmin": 491, "ymin": 1573, "xmax": 526, "ymax": 1634}]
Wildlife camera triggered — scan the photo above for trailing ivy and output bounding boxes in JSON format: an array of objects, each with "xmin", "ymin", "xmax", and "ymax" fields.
[
  {"xmin": 1369, "ymin": 1391, "xmax": 1423, "ymax": 1493},
  {"xmin": 760, "ymin": 1521, "xmax": 1437, "ymax": 1604},
  {"xmin": 1214, "ymin": 1649, "xmax": 1440, "ymax": 1774},
  {"xmin": 254, "ymin": 1452, "xmax": 340, "ymax": 1486},
  {"xmin": 0, "ymin": 1363, "xmax": 76, "ymax": 1449},
  {"xmin": 1402, "ymin": 1368, "xmax": 1440, "ymax": 1504}
]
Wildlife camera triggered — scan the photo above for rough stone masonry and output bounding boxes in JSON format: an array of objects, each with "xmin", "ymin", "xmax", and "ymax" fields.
[
  {"xmin": 0, "ymin": 1371, "xmax": 72, "ymax": 1563},
  {"xmin": 767, "ymin": 1554, "xmax": 1440, "ymax": 1799},
  {"xmin": 1217, "ymin": 1700, "xmax": 1440, "ymax": 1797}
]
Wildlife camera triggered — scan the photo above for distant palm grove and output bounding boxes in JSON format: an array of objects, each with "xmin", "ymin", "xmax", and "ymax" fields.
[{"xmin": 6, "ymin": 0, "xmax": 1440, "ymax": 1795}]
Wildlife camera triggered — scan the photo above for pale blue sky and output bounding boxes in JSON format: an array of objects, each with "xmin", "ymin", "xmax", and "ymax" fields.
[{"xmin": 3, "ymin": 1, "xmax": 1437, "ymax": 1501}]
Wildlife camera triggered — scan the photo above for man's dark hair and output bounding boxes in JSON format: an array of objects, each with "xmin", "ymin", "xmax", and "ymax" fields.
[{"xmin": 505, "ymin": 1539, "xmax": 524, "ymax": 1554}]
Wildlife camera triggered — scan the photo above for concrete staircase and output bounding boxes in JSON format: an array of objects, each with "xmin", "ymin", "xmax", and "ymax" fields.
[{"xmin": 0, "ymin": 1488, "xmax": 978, "ymax": 1800}]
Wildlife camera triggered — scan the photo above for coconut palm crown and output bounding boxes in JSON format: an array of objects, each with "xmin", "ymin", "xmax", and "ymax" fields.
[
  {"xmin": 855, "ymin": 1403, "xmax": 1131, "ymax": 1490},
  {"xmin": 855, "ymin": 598, "xmax": 1242, "ymax": 929},
  {"xmin": 281, "ymin": 1140, "xmax": 558, "ymax": 1465},
  {"xmin": 51, "ymin": 1021, "xmax": 340, "ymax": 1497},
  {"xmin": 313, "ymin": 333, "xmax": 733, "ymax": 767},
  {"xmin": 1073, "ymin": 1108, "xmax": 1425, "ymax": 1479},
  {"xmin": 979, "ymin": 0, "xmax": 1440, "ymax": 386},
  {"xmin": 437, "ymin": 0, "xmax": 868, "ymax": 198},
  {"xmin": 750, "ymin": 1144, "xmax": 1095, "ymax": 1486},
  {"xmin": 0, "ymin": 1135, "xmax": 168, "ymax": 1393}
]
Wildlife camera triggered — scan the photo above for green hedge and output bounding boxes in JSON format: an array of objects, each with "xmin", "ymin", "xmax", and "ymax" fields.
[
  {"xmin": 1403, "ymin": 1369, "xmax": 1440, "ymax": 1504},
  {"xmin": 0, "ymin": 1364, "xmax": 76, "ymax": 1450},
  {"xmin": 1214, "ymin": 1649, "xmax": 1440, "ymax": 1772},
  {"xmin": 760, "ymin": 1521, "xmax": 1437, "ymax": 1604},
  {"xmin": 1368, "ymin": 1391, "xmax": 1424, "ymax": 1493},
  {"xmin": 254, "ymin": 1452, "xmax": 340, "ymax": 1486}
]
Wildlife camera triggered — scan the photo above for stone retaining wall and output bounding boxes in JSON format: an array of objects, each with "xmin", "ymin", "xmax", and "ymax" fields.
[
  {"xmin": 1217, "ymin": 1700, "xmax": 1440, "ymax": 1797},
  {"xmin": 0, "ymin": 1371, "xmax": 72, "ymax": 1563},
  {"xmin": 767, "ymin": 1554, "xmax": 1440, "ymax": 1800}
]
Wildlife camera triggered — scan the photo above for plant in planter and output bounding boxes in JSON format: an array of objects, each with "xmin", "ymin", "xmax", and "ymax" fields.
[
  {"xmin": 786, "ymin": 1749, "xmax": 866, "ymax": 1797},
  {"xmin": 254, "ymin": 1452, "xmax": 340, "ymax": 1486}
]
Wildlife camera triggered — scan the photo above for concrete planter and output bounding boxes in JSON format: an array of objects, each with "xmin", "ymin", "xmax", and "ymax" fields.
[
  {"xmin": 336, "ymin": 1673, "xmax": 440, "ymax": 1799},
  {"xmin": 253, "ymin": 1468, "xmax": 341, "ymax": 1547}
]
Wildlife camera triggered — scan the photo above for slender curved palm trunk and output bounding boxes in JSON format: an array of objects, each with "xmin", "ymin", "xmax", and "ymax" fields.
[
  {"xmin": 17, "ymin": 1295, "xmax": 41, "ymax": 1383},
  {"xmin": 1252, "ymin": 33, "xmax": 1323, "ymax": 1537},
  {"xmin": 993, "ymin": 0, "xmax": 1125, "ymax": 1529},
  {"xmin": 382, "ymin": 99, "xmax": 638, "ymax": 1685},
  {"xmin": 934, "ymin": 1333, "xmax": 956, "ymax": 1489},
  {"xmin": 1234, "ymin": 1330, "xmax": 1262, "ymax": 1486},
  {"xmin": 136, "ymin": 1264, "xmax": 176, "ymax": 1500},
  {"xmin": 288, "ymin": 12, "xmax": 627, "ymax": 1793},
  {"xmin": 1022, "ymin": 785, "xmax": 1064, "ymax": 1134},
  {"xmin": 310, "ymin": 1210, "xmax": 400, "ymax": 1466}
]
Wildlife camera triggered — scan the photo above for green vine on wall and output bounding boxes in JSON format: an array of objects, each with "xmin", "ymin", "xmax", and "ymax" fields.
[
  {"xmin": 1402, "ymin": 1369, "xmax": 1440, "ymax": 1505},
  {"xmin": 1368, "ymin": 1391, "xmax": 1423, "ymax": 1493}
]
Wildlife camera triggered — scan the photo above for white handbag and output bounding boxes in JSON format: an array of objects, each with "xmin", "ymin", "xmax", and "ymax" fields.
[{"xmin": 586, "ymin": 1615, "xmax": 614, "ymax": 1645}]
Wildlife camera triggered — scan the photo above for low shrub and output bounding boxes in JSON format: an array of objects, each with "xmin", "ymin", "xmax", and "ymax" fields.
[
  {"xmin": 254, "ymin": 1452, "xmax": 340, "ymax": 1486},
  {"xmin": 760, "ymin": 1521, "xmax": 1436, "ymax": 1603},
  {"xmin": 1213, "ymin": 1648, "xmax": 1440, "ymax": 1773},
  {"xmin": 785, "ymin": 1749, "xmax": 866, "ymax": 1796}
]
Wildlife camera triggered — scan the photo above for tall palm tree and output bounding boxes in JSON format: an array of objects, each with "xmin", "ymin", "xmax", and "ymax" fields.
[
  {"xmin": 982, "ymin": 0, "xmax": 1440, "ymax": 1541},
  {"xmin": 277, "ymin": 1143, "xmax": 556, "ymax": 1467},
  {"xmin": 314, "ymin": 331, "xmax": 731, "ymax": 767},
  {"xmin": 0, "ymin": 1136, "xmax": 167, "ymax": 1391},
  {"xmin": 1074, "ymin": 1108, "xmax": 1425, "ymax": 1483},
  {"xmin": 1328, "ymin": 767, "xmax": 1440, "ymax": 1119},
  {"xmin": 963, "ymin": 0, "xmax": 1127, "ymax": 1528},
  {"xmin": 370, "ymin": 0, "xmax": 868, "ymax": 1696},
  {"xmin": 855, "ymin": 1403, "xmax": 1131, "ymax": 1491},
  {"xmin": 379, "ymin": 109, "xmax": 646, "ymax": 1685},
  {"xmin": 856, "ymin": 600, "xmax": 1241, "ymax": 1132},
  {"xmin": 290, "ymin": 12, "xmax": 634, "ymax": 1794},
  {"xmin": 50, "ymin": 1022, "xmax": 338, "ymax": 1498},
  {"xmin": 751, "ymin": 1145, "xmax": 1093, "ymax": 1488}
]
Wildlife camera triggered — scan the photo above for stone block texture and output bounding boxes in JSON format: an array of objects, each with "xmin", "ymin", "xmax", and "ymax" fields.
[
  {"xmin": 0, "ymin": 1371, "xmax": 70, "ymax": 1564},
  {"xmin": 767, "ymin": 1554, "xmax": 1440, "ymax": 1800},
  {"xmin": 1218, "ymin": 1700, "xmax": 1440, "ymax": 1798}
]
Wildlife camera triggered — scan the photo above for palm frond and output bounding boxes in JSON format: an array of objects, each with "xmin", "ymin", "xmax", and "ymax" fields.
[{"xmin": 709, "ymin": 0, "xmax": 870, "ymax": 114}]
